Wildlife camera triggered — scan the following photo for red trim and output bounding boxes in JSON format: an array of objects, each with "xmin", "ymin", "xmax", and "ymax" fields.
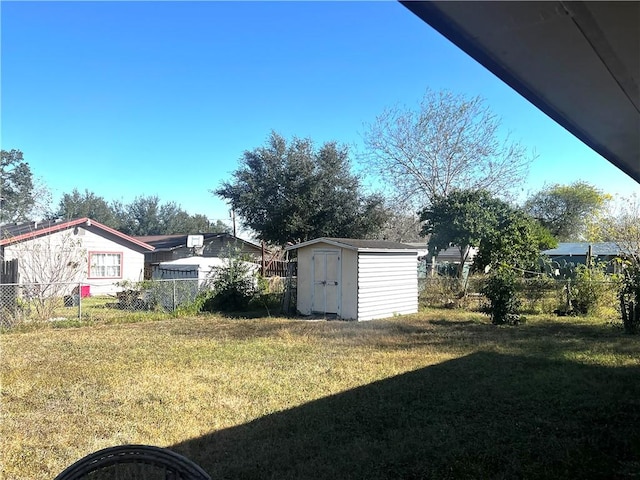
[
  {"xmin": 0, "ymin": 218, "xmax": 154, "ymax": 250},
  {"xmin": 88, "ymin": 251, "xmax": 124, "ymax": 279}
]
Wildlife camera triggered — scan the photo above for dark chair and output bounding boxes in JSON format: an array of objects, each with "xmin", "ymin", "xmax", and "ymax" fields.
[{"xmin": 54, "ymin": 444, "xmax": 211, "ymax": 480}]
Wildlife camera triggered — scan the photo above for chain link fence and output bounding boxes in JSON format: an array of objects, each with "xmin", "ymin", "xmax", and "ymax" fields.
[
  {"xmin": 419, "ymin": 275, "xmax": 621, "ymax": 317},
  {"xmin": 0, "ymin": 278, "xmax": 209, "ymax": 327}
]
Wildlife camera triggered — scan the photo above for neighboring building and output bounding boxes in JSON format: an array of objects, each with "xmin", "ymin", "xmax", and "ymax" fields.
[
  {"xmin": 286, "ymin": 237, "xmax": 419, "ymax": 321},
  {"xmin": 0, "ymin": 218, "xmax": 154, "ymax": 295},
  {"xmin": 542, "ymin": 242, "xmax": 624, "ymax": 273},
  {"xmin": 405, "ymin": 243, "xmax": 477, "ymax": 278},
  {"xmin": 136, "ymin": 233, "xmax": 275, "ymax": 279}
]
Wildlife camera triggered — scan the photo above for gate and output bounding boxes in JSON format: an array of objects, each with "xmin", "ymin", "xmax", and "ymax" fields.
[{"xmin": 1, "ymin": 259, "xmax": 19, "ymax": 324}]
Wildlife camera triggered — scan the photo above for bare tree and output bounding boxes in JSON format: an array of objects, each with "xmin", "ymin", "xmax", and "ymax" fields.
[
  {"xmin": 6, "ymin": 231, "xmax": 86, "ymax": 321},
  {"xmin": 362, "ymin": 89, "xmax": 535, "ymax": 210}
]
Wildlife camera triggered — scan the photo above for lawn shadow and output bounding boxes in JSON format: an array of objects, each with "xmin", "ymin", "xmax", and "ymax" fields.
[{"xmin": 170, "ymin": 351, "xmax": 640, "ymax": 480}]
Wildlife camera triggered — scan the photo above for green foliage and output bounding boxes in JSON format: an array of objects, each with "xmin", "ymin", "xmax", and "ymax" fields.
[
  {"xmin": 421, "ymin": 189, "xmax": 553, "ymax": 278},
  {"xmin": 51, "ymin": 188, "xmax": 120, "ymax": 226},
  {"xmin": 619, "ymin": 261, "xmax": 640, "ymax": 334},
  {"xmin": 481, "ymin": 267, "xmax": 522, "ymax": 325},
  {"xmin": 568, "ymin": 263, "xmax": 617, "ymax": 316},
  {"xmin": 474, "ymin": 210, "xmax": 554, "ymax": 274},
  {"xmin": 523, "ymin": 181, "xmax": 610, "ymax": 241},
  {"xmin": 421, "ymin": 189, "xmax": 505, "ymax": 277},
  {"xmin": 50, "ymin": 191, "xmax": 226, "ymax": 235},
  {"xmin": 1, "ymin": 149, "xmax": 35, "ymax": 223},
  {"xmin": 215, "ymin": 131, "xmax": 388, "ymax": 246},
  {"xmin": 202, "ymin": 248, "xmax": 259, "ymax": 312}
]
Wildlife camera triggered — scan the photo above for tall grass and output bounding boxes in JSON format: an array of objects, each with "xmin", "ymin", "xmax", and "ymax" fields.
[{"xmin": 1, "ymin": 311, "xmax": 639, "ymax": 479}]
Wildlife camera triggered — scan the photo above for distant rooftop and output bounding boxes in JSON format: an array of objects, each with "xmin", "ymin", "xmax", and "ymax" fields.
[{"xmin": 542, "ymin": 242, "xmax": 623, "ymax": 257}]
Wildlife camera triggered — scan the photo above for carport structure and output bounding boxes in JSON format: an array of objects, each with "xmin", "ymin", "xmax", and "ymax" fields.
[{"xmin": 402, "ymin": 1, "xmax": 639, "ymax": 184}]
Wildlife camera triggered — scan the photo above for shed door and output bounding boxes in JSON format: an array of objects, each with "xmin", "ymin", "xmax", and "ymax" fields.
[{"xmin": 312, "ymin": 250, "xmax": 340, "ymax": 315}]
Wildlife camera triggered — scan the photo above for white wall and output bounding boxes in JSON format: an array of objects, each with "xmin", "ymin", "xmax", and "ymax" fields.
[
  {"xmin": 4, "ymin": 226, "xmax": 146, "ymax": 296},
  {"xmin": 357, "ymin": 252, "xmax": 418, "ymax": 321},
  {"xmin": 295, "ymin": 242, "xmax": 418, "ymax": 321}
]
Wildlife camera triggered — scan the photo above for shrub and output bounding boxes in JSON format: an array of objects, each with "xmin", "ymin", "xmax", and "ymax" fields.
[
  {"xmin": 619, "ymin": 261, "xmax": 640, "ymax": 334},
  {"xmin": 481, "ymin": 267, "xmax": 521, "ymax": 325},
  {"xmin": 202, "ymin": 248, "xmax": 259, "ymax": 312},
  {"xmin": 569, "ymin": 262, "xmax": 618, "ymax": 316}
]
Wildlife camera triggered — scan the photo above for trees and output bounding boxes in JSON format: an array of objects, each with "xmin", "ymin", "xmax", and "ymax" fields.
[
  {"xmin": 523, "ymin": 181, "xmax": 610, "ymax": 241},
  {"xmin": 1, "ymin": 149, "xmax": 35, "ymax": 224},
  {"xmin": 420, "ymin": 189, "xmax": 555, "ymax": 278},
  {"xmin": 600, "ymin": 195, "xmax": 640, "ymax": 333},
  {"xmin": 215, "ymin": 131, "xmax": 388, "ymax": 246},
  {"xmin": 115, "ymin": 195, "xmax": 218, "ymax": 236},
  {"xmin": 420, "ymin": 190, "xmax": 503, "ymax": 278},
  {"xmin": 473, "ymin": 208, "xmax": 556, "ymax": 274},
  {"xmin": 53, "ymin": 188, "xmax": 121, "ymax": 227},
  {"xmin": 363, "ymin": 89, "xmax": 534, "ymax": 211},
  {"xmin": 50, "ymin": 190, "xmax": 222, "ymax": 236},
  {"xmin": 7, "ymin": 231, "xmax": 86, "ymax": 322}
]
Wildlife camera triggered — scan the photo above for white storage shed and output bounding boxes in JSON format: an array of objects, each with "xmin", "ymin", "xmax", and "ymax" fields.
[{"xmin": 286, "ymin": 238, "xmax": 419, "ymax": 321}]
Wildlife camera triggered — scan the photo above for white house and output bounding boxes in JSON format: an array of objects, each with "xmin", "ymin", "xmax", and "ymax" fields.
[
  {"xmin": 286, "ymin": 238, "xmax": 419, "ymax": 321},
  {"xmin": 0, "ymin": 218, "xmax": 154, "ymax": 296}
]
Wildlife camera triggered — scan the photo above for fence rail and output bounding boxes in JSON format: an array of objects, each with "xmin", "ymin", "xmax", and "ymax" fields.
[
  {"xmin": 419, "ymin": 275, "xmax": 621, "ymax": 315},
  {"xmin": 0, "ymin": 278, "xmax": 208, "ymax": 327}
]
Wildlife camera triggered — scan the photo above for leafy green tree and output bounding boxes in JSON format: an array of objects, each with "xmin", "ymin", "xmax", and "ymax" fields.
[
  {"xmin": 215, "ymin": 131, "xmax": 388, "ymax": 245},
  {"xmin": 523, "ymin": 181, "xmax": 611, "ymax": 241},
  {"xmin": 473, "ymin": 209, "xmax": 557, "ymax": 274},
  {"xmin": 1, "ymin": 149, "xmax": 35, "ymax": 223},
  {"xmin": 115, "ymin": 195, "xmax": 218, "ymax": 236},
  {"xmin": 52, "ymin": 188, "xmax": 120, "ymax": 227},
  {"xmin": 363, "ymin": 89, "xmax": 534, "ymax": 211},
  {"xmin": 421, "ymin": 189, "xmax": 556, "ymax": 278},
  {"xmin": 420, "ymin": 189, "xmax": 505, "ymax": 278}
]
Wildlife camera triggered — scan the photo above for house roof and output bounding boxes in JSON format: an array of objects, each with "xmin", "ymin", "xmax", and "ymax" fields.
[
  {"xmin": 285, "ymin": 237, "xmax": 419, "ymax": 253},
  {"xmin": 402, "ymin": 1, "xmax": 640, "ymax": 184},
  {"xmin": 0, "ymin": 218, "xmax": 154, "ymax": 251},
  {"xmin": 542, "ymin": 242, "xmax": 623, "ymax": 257},
  {"xmin": 135, "ymin": 232, "xmax": 262, "ymax": 252}
]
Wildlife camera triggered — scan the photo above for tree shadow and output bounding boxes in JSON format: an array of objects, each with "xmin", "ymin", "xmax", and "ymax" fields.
[{"xmin": 169, "ymin": 351, "xmax": 640, "ymax": 480}]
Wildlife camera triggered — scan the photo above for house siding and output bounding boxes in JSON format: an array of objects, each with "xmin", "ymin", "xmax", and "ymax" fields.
[
  {"xmin": 3, "ymin": 226, "xmax": 146, "ymax": 296},
  {"xmin": 357, "ymin": 252, "xmax": 418, "ymax": 321}
]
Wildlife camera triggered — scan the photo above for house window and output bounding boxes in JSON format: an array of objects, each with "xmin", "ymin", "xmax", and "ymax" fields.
[{"xmin": 89, "ymin": 252, "xmax": 122, "ymax": 278}]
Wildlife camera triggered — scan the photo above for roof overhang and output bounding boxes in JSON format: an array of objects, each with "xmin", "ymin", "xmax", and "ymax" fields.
[
  {"xmin": 286, "ymin": 237, "xmax": 419, "ymax": 253},
  {"xmin": 401, "ymin": 1, "xmax": 640, "ymax": 183}
]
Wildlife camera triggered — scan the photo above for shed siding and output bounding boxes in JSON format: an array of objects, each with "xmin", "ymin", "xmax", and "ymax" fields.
[
  {"xmin": 340, "ymin": 248, "xmax": 358, "ymax": 320},
  {"xmin": 357, "ymin": 252, "xmax": 418, "ymax": 321}
]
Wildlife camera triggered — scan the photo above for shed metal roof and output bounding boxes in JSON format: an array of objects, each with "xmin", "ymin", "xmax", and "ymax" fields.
[{"xmin": 286, "ymin": 237, "xmax": 419, "ymax": 253}]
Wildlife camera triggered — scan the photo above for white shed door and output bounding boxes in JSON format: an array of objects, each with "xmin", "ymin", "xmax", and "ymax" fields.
[{"xmin": 311, "ymin": 250, "xmax": 340, "ymax": 315}]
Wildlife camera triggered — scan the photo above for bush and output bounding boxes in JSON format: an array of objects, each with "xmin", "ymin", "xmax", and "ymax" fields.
[
  {"xmin": 568, "ymin": 263, "xmax": 619, "ymax": 316},
  {"xmin": 202, "ymin": 249, "xmax": 259, "ymax": 312},
  {"xmin": 481, "ymin": 267, "xmax": 521, "ymax": 325},
  {"xmin": 619, "ymin": 262, "xmax": 640, "ymax": 334}
]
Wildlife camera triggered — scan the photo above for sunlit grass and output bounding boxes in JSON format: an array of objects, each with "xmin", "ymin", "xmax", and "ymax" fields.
[{"xmin": 2, "ymin": 309, "xmax": 639, "ymax": 479}]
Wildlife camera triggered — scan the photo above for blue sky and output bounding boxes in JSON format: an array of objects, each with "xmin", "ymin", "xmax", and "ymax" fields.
[{"xmin": 2, "ymin": 1, "xmax": 638, "ymax": 227}]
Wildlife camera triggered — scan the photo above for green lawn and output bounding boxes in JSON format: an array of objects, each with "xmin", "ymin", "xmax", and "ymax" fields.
[{"xmin": 1, "ymin": 310, "xmax": 639, "ymax": 479}]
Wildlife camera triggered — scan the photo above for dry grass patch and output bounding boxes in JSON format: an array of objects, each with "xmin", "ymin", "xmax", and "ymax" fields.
[{"xmin": 2, "ymin": 310, "xmax": 639, "ymax": 479}]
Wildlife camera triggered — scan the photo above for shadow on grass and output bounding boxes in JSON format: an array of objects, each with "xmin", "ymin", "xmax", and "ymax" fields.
[{"xmin": 170, "ymin": 351, "xmax": 640, "ymax": 480}]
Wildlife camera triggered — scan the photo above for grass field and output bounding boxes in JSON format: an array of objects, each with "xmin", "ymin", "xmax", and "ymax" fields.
[{"xmin": 1, "ymin": 310, "xmax": 639, "ymax": 479}]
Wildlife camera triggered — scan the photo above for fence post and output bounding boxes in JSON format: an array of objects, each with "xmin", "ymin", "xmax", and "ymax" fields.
[
  {"xmin": 78, "ymin": 282, "xmax": 82, "ymax": 319},
  {"xmin": 173, "ymin": 279, "xmax": 177, "ymax": 312}
]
